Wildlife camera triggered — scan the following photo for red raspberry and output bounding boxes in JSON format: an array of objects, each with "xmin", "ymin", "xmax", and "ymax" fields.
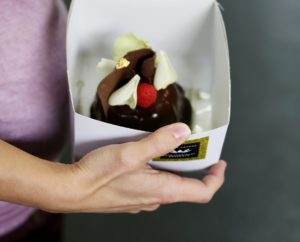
[{"xmin": 137, "ymin": 83, "xmax": 157, "ymax": 109}]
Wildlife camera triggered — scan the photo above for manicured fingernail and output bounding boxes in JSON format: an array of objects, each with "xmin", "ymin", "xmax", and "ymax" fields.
[{"xmin": 170, "ymin": 123, "xmax": 191, "ymax": 141}]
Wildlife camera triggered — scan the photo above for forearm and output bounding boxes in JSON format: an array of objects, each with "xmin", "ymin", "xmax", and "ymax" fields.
[{"xmin": 0, "ymin": 139, "xmax": 74, "ymax": 212}]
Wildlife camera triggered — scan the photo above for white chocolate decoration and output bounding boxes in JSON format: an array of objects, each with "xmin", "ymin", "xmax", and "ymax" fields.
[
  {"xmin": 192, "ymin": 124, "xmax": 204, "ymax": 133},
  {"xmin": 96, "ymin": 58, "xmax": 116, "ymax": 78},
  {"xmin": 108, "ymin": 74, "xmax": 141, "ymax": 109},
  {"xmin": 114, "ymin": 33, "xmax": 149, "ymax": 61},
  {"xmin": 154, "ymin": 51, "xmax": 177, "ymax": 91},
  {"xmin": 197, "ymin": 90, "xmax": 211, "ymax": 100}
]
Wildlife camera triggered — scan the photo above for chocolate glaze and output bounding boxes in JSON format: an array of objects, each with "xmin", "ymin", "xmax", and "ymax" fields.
[
  {"xmin": 90, "ymin": 48, "xmax": 192, "ymax": 132},
  {"xmin": 91, "ymin": 83, "xmax": 192, "ymax": 132}
]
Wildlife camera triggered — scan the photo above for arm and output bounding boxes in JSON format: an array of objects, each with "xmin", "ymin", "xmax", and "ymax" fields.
[
  {"xmin": 0, "ymin": 139, "xmax": 73, "ymax": 211},
  {"xmin": 0, "ymin": 123, "xmax": 226, "ymax": 213}
]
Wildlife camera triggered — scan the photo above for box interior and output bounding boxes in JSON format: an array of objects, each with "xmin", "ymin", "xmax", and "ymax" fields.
[{"xmin": 67, "ymin": 0, "xmax": 230, "ymax": 133}]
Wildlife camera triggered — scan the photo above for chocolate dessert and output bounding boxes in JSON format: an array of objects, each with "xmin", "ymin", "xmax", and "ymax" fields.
[{"xmin": 91, "ymin": 34, "xmax": 192, "ymax": 132}]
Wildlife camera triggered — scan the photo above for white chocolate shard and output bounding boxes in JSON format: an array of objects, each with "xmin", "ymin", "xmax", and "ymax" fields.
[
  {"xmin": 114, "ymin": 33, "xmax": 149, "ymax": 61},
  {"xmin": 154, "ymin": 51, "xmax": 177, "ymax": 90},
  {"xmin": 192, "ymin": 124, "xmax": 204, "ymax": 134},
  {"xmin": 197, "ymin": 90, "xmax": 211, "ymax": 100},
  {"xmin": 108, "ymin": 74, "xmax": 141, "ymax": 109},
  {"xmin": 96, "ymin": 58, "xmax": 116, "ymax": 78}
]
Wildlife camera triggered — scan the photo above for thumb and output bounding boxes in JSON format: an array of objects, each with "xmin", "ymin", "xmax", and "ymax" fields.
[{"xmin": 123, "ymin": 123, "xmax": 191, "ymax": 163}]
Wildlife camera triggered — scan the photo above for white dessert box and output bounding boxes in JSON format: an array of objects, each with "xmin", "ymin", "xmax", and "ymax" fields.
[{"xmin": 67, "ymin": 0, "xmax": 231, "ymax": 172}]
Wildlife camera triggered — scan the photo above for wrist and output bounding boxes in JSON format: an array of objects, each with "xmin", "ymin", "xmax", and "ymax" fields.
[
  {"xmin": 44, "ymin": 160, "xmax": 99, "ymax": 213},
  {"xmin": 38, "ymin": 161, "xmax": 81, "ymax": 213},
  {"xmin": 0, "ymin": 140, "xmax": 81, "ymax": 212}
]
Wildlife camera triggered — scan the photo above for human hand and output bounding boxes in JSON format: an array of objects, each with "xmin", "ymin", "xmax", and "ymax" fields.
[{"xmin": 62, "ymin": 123, "xmax": 226, "ymax": 214}]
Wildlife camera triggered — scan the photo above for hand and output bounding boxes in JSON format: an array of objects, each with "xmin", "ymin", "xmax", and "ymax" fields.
[{"xmin": 63, "ymin": 123, "xmax": 227, "ymax": 214}]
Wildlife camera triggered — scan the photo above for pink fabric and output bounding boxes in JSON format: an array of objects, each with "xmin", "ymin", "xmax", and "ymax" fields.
[{"xmin": 0, "ymin": 0, "xmax": 72, "ymax": 237}]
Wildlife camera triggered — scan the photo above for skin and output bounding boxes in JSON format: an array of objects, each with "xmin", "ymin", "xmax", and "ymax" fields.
[{"xmin": 0, "ymin": 123, "xmax": 226, "ymax": 214}]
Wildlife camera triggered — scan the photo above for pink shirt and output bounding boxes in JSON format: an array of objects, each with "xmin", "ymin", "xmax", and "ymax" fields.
[{"xmin": 0, "ymin": 0, "xmax": 72, "ymax": 236}]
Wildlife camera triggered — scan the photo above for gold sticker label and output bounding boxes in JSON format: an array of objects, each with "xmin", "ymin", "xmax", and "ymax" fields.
[{"xmin": 153, "ymin": 137, "xmax": 209, "ymax": 162}]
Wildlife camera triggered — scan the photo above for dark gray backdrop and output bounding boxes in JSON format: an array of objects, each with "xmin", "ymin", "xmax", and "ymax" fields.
[{"xmin": 63, "ymin": 0, "xmax": 300, "ymax": 241}]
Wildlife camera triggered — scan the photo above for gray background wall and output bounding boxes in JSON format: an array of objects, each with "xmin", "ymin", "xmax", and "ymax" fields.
[{"xmin": 63, "ymin": 0, "xmax": 300, "ymax": 241}]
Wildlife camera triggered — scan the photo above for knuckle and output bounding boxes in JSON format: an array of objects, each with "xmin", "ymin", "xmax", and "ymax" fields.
[
  {"xmin": 159, "ymin": 195, "xmax": 172, "ymax": 205},
  {"xmin": 144, "ymin": 205, "xmax": 160, "ymax": 212},
  {"xmin": 200, "ymin": 192, "xmax": 214, "ymax": 204},
  {"xmin": 129, "ymin": 210, "xmax": 140, "ymax": 214},
  {"xmin": 147, "ymin": 135, "xmax": 167, "ymax": 156},
  {"xmin": 153, "ymin": 142, "xmax": 164, "ymax": 156},
  {"xmin": 151, "ymin": 205, "xmax": 160, "ymax": 211},
  {"xmin": 159, "ymin": 186, "xmax": 177, "ymax": 204}
]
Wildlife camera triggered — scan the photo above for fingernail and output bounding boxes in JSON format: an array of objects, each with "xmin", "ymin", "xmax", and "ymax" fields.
[{"xmin": 170, "ymin": 123, "xmax": 191, "ymax": 142}]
